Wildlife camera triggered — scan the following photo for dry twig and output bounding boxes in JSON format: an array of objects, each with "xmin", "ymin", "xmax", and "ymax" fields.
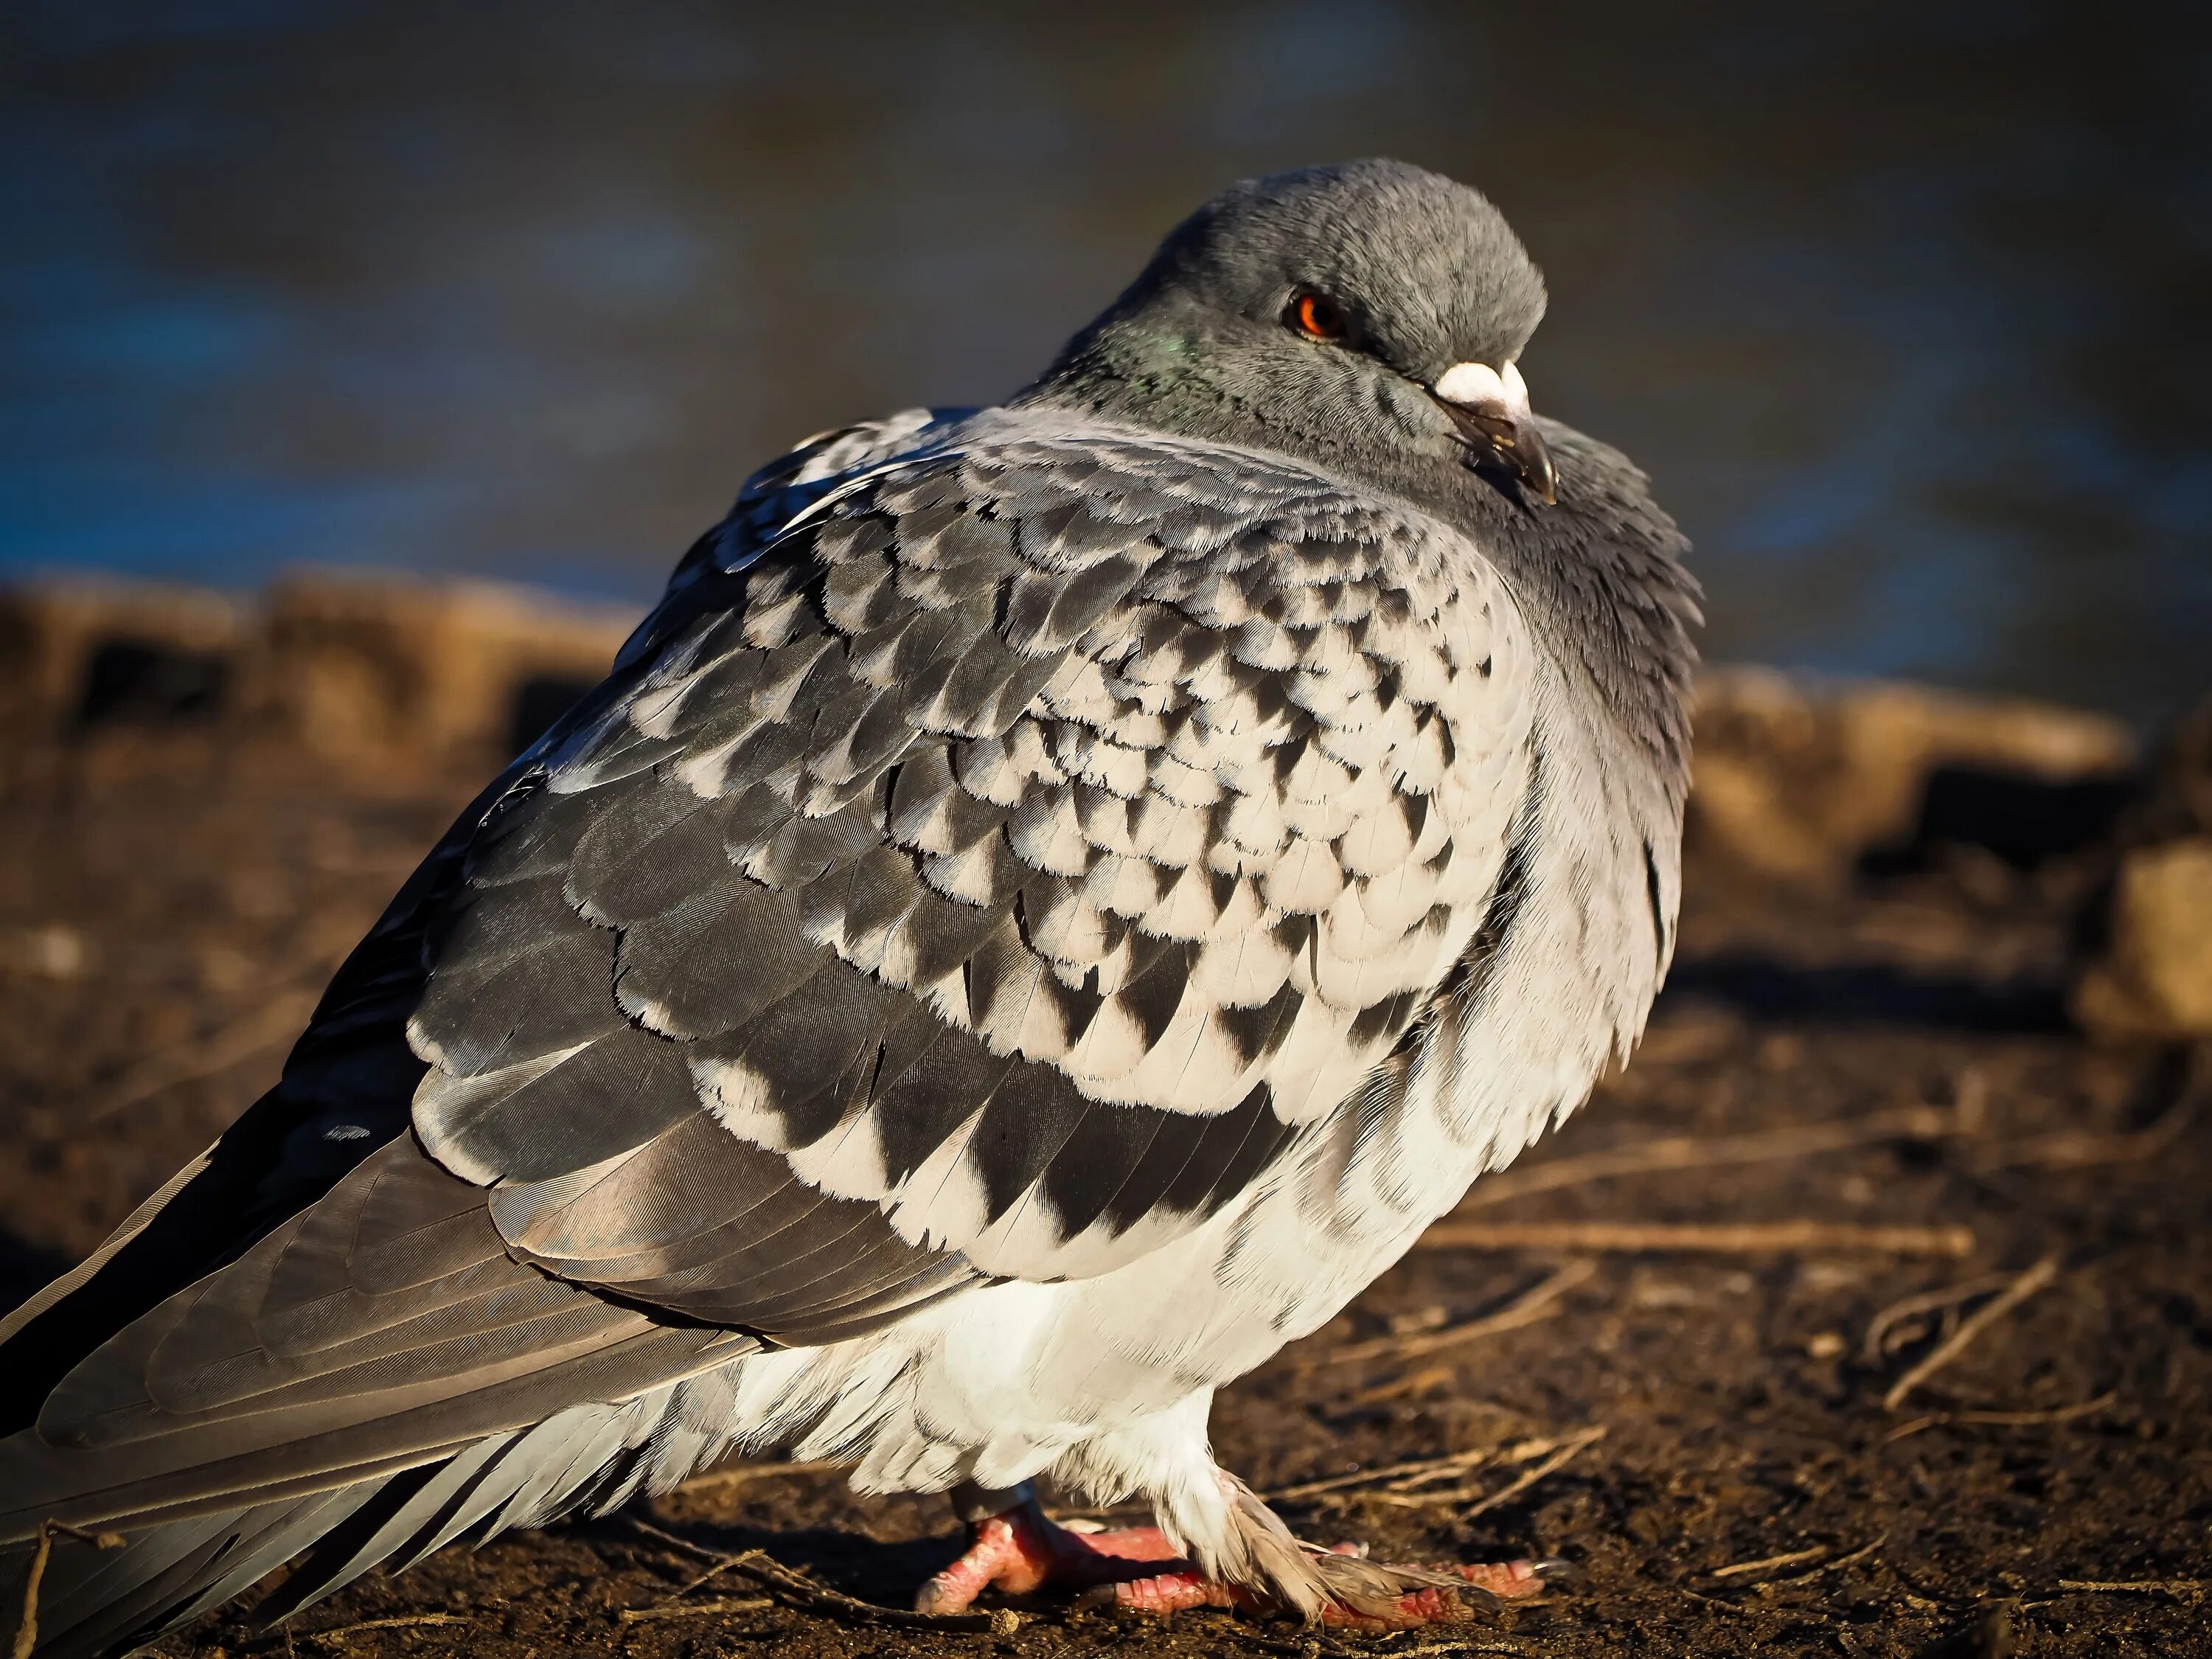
[
  {"xmin": 1705, "ymin": 1535, "xmax": 1887, "ymax": 1595},
  {"xmin": 1863, "ymin": 1272, "xmax": 2019, "ymax": 1360},
  {"xmin": 300, "ymin": 1613, "xmax": 467, "ymax": 1641},
  {"xmin": 1269, "ymin": 1446, "xmax": 1502, "ymax": 1505},
  {"xmin": 1268, "ymin": 1431, "xmax": 1592, "ymax": 1506},
  {"xmin": 1755, "ymin": 1533, "xmax": 1885, "ymax": 1587},
  {"xmin": 619, "ymin": 1597, "xmax": 774, "ymax": 1621},
  {"xmin": 1977, "ymin": 1095, "xmax": 2198, "ymax": 1172},
  {"xmin": 79, "ymin": 988, "xmax": 319, "ymax": 1128},
  {"xmin": 670, "ymin": 1458, "xmax": 837, "ymax": 1498},
  {"xmin": 1708, "ymin": 1544, "xmax": 1829, "ymax": 1580},
  {"xmin": 1365, "ymin": 1426, "xmax": 1609, "ymax": 1514},
  {"xmin": 1299, "ymin": 1261, "xmax": 1596, "ymax": 1371},
  {"xmin": 1456, "ymin": 1104, "xmax": 1966, "ymax": 1211},
  {"xmin": 13, "ymin": 1522, "xmax": 123, "ymax": 1659},
  {"xmin": 1419, "ymin": 1220, "xmax": 1975, "ymax": 1258},
  {"xmin": 1885, "ymin": 1390, "xmax": 2116, "ymax": 1442},
  {"xmin": 2054, "ymin": 1578, "xmax": 2205, "ymax": 1600},
  {"xmin": 619, "ymin": 1517, "xmax": 994, "ymax": 1631},
  {"xmin": 1883, "ymin": 1256, "xmax": 2061, "ymax": 1411}
]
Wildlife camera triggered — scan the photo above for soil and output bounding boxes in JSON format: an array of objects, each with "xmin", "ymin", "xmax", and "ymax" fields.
[{"xmin": 1, "ymin": 724, "xmax": 2206, "ymax": 1659}]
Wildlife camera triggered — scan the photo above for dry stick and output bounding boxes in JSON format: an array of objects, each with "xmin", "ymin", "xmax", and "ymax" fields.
[
  {"xmin": 13, "ymin": 1521, "xmax": 123, "ymax": 1659},
  {"xmin": 1340, "ymin": 1368, "xmax": 1533, "ymax": 1413},
  {"xmin": 1978, "ymin": 1094, "xmax": 2199, "ymax": 1171},
  {"xmin": 1267, "ymin": 1432, "xmax": 1582, "ymax": 1506},
  {"xmin": 1367, "ymin": 1426, "xmax": 1608, "ymax": 1514},
  {"xmin": 1301, "ymin": 1261, "xmax": 1598, "ymax": 1371},
  {"xmin": 647, "ymin": 1512, "xmax": 842, "ymax": 1609},
  {"xmin": 299, "ymin": 1613, "xmax": 467, "ymax": 1642},
  {"xmin": 1270, "ymin": 1447, "xmax": 1507, "ymax": 1505},
  {"xmin": 1883, "ymin": 1256, "xmax": 2061, "ymax": 1412},
  {"xmin": 619, "ymin": 1518, "xmax": 994, "ymax": 1632},
  {"xmin": 717, "ymin": 1548, "xmax": 1003, "ymax": 1633},
  {"xmin": 1419, "ymin": 1220, "xmax": 1976, "ymax": 1258},
  {"xmin": 1756, "ymin": 1533, "xmax": 1886, "ymax": 1589},
  {"xmin": 619, "ymin": 1598, "xmax": 775, "ymax": 1622},
  {"xmin": 655, "ymin": 1548, "xmax": 765, "ymax": 1607},
  {"xmin": 1885, "ymin": 1390, "xmax": 2118, "ymax": 1443},
  {"xmin": 1455, "ymin": 1104, "xmax": 1965, "ymax": 1211},
  {"xmin": 1863, "ymin": 1272, "xmax": 2019, "ymax": 1361},
  {"xmin": 670, "ymin": 1458, "xmax": 838, "ymax": 1498},
  {"xmin": 2054, "ymin": 1579, "xmax": 2205, "ymax": 1599},
  {"xmin": 78, "ymin": 988, "xmax": 319, "ymax": 1128},
  {"xmin": 1229, "ymin": 1629, "xmax": 1457, "ymax": 1659},
  {"xmin": 1708, "ymin": 1544, "xmax": 1829, "ymax": 1581},
  {"xmin": 1393, "ymin": 1434, "xmax": 1579, "ymax": 1492}
]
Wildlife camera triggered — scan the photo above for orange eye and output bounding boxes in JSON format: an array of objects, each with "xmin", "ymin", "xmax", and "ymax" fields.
[{"xmin": 1287, "ymin": 291, "xmax": 1346, "ymax": 341}]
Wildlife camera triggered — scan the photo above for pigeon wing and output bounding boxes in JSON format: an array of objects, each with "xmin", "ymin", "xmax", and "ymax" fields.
[{"xmin": 417, "ymin": 419, "xmax": 1538, "ymax": 1293}]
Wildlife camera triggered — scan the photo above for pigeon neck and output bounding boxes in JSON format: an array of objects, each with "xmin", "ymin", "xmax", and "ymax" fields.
[{"xmin": 1015, "ymin": 310, "xmax": 1253, "ymax": 437}]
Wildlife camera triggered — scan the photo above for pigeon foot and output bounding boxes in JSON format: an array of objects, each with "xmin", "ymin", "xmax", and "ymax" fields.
[
  {"xmin": 914, "ymin": 1492, "xmax": 1186, "ymax": 1615},
  {"xmin": 1084, "ymin": 1548, "xmax": 1551, "ymax": 1630},
  {"xmin": 1183, "ymin": 1470, "xmax": 1554, "ymax": 1628},
  {"xmin": 915, "ymin": 1483, "xmax": 1551, "ymax": 1628}
]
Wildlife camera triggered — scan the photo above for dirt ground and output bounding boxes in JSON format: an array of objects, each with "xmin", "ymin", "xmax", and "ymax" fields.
[{"xmin": 1, "ymin": 723, "xmax": 2206, "ymax": 1659}]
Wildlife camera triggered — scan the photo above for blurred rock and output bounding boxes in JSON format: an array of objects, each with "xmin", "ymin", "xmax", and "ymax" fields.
[
  {"xmin": 2072, "ymin": 838, "xmax": 2212, "ymax": 1039},
  {"xmin": 0, "ymin": 572, "xmax": 636, "ymax": 765},
  {"xmin": 1690, "ymin": 666, "xmax": 2138, "ymax": 881},
  {"xmin": 2072, "ymin": 695, "xmax": 2212, "ymax": 1040},
  {"xmin": 2116, "ymin": 694, "xmax": 2212, "ymax": 846},
  {"xmin": 0, "ymin": 923, "xmax": 90, "ymax": 981},
  {"xmin": 250, "ymin": 573, "xmax": 633, "ymax": 760},
  {"xmin": 0, "ymin": 579, "xmax": 248, "ymax": 731}
]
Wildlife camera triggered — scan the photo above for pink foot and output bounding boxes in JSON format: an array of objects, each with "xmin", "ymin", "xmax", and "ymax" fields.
[
  {"xmin": 1093, "ymin": 1548, "xmax": 1553, "ymax": 1630},
  {"xmin": 914, "ymin": 1498, "xmax": 1189, "ymax": 1614}
]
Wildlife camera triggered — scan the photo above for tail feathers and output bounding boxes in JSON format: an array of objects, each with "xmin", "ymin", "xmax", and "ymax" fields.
[
  {"xmin": 8, "ymin": 1374, "xmax": 748, "ymax": 1656},
  {"xmin": 243, "ymin": 1437, "xmax": 518, "ymax": 1629},
  {"xmin": 7, "ymin": 1488, "xmax": 372, "ymax": 1659}
]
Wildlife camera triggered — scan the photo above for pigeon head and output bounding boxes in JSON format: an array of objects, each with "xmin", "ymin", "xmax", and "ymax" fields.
[{"xmin": 1026, "ymin": 159, "xmax": 1557, "ymax": 504}]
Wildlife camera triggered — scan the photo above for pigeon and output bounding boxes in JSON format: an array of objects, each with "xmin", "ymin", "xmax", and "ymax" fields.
[{"xmin": 0, "ymin": 159, "xmax": 1697, "ymax": 1652}]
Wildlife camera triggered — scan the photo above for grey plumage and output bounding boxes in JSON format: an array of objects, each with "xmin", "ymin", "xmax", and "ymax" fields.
[{"xmin": 1, "ymin": 159, "xmax": 1696, "ymax": 1652}]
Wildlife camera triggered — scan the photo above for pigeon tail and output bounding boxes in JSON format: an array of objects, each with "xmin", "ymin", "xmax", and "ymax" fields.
[{"xmin": 1, "ymin": 1376, "xmax": 748, "ymax": 1657}]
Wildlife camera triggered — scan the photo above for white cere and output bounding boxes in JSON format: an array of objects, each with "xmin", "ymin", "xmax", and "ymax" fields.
[{"xmin": 1433, "ymin": 361, "xmax": 1506, "ymax": 408}]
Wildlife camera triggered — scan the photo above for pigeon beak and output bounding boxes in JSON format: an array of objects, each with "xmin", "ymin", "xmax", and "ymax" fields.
[{"xmin": 1431, "ymin": 360, "xmax": 1557, "ymax": 506}]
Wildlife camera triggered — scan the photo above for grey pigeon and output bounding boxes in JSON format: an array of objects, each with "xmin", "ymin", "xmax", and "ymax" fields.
[{"xmin": 0, "ymin": 159, "xmax": 1697, "ymax": 1650}]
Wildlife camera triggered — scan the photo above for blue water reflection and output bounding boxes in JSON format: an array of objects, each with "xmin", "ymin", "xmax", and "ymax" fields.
[{"xmin": 0, "ymin": 1, "xmax": 2205, "ymax": 719}]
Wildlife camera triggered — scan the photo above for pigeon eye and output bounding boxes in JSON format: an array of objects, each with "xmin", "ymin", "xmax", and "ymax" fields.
[{"xmin": 1286, "ymin": 291, "xmax": 1348, "ymax": 342}]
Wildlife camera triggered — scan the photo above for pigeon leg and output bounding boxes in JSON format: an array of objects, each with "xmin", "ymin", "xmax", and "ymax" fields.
[{"xmin": 914, "ymin": 1481, "xmax": 1189, "ymax": 1615}]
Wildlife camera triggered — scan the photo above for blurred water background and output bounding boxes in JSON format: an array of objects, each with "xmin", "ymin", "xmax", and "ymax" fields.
[{"xmin": 1, "ymin": 1, "xmax": 2205, "ymax": 724}]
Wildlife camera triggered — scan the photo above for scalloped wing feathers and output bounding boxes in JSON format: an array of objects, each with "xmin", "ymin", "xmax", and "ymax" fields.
[{"xmin": 412, "ymin": 418, "xmax": 1537, "ymax": 1292}]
